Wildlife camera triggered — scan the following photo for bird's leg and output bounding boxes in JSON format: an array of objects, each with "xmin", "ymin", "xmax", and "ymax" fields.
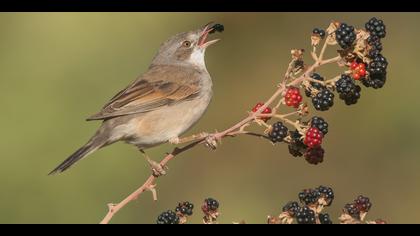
[
  {"xmin": 140, "ymin": 149, "xmax": 167, "ymax": 177},
  {"xmin": 169, "ymin": 132, "xmax": 210, "ymax": 145}
]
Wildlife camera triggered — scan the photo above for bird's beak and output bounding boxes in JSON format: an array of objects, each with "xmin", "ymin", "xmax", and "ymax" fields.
[{"xmin": 198, "ymin": 23, "xmax": 220, "ymax": 49}]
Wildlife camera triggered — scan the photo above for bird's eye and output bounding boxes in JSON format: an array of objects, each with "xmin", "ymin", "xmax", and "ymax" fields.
[{"xmin": 182, "ymin": 40, "xmax": 191, "ymax": 47}]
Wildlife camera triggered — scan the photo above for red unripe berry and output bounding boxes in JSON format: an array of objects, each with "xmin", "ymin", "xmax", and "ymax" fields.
[
  {"xmin": 304, "ymin": 127, "xmax": 323, "ymax": 148},
  {"xmin": 285, "ymin": 87, "xmax": 303, "ymax": 108},
  {"xmin": 350, "ymin": 61, "xmax": 358, "ymax": 70},
  {"xmin": 359, "ymin": 68, "xmax": 366, "ymax": 77},
  {"xmin": 252, "ymin": 102, "xmax": 272, "ymax": 122},
  {"xmin": 353, "ymin": 73, "xmax": 361, "ymax": 80}
]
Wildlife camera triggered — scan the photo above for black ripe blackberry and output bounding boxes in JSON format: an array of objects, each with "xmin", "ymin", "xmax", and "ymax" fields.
[
  {"xmin": 335, "ymin": 74, "xmax": 361, "ymax": 105},
  {"xmin": 175, "ymin": 201, "xmax": 194, "ymax": 216},
  {"xmin": 354, "ymin": 195, "xmax": 372, "ymax": 213},
  {"xmin": 367, "ymin": 36, "xmax": 383, "ymax": 58},
  {"xmin": 310, "ymin": 116, "xmax": 328, "ymax": 136},
  {"xmin": 311, "ymin": 88, "xmax": 334, "ymax": 111},
  {"xmin": 312, "ymin": 28, "xmax": 326, "ymax": 39},
  {"xmin": 316, "ymin": 185, "xmax": 334, "ymax": 206},
  {"xmin": 282, "ymin": 201, "xmax": 301, "ymax": 217},
  {"xmin": 304, "ymin": 146, "xmax": 324, "ymax": 165},
  {"xmin": 363, "ymin": 54, "xmax": 388, "ymax": 89},
  {"xmin": 343, "ymin": 203, "xmax": 360, "ymax": 219},
  {"xmin": 295, "ymin": 206, "xmax": 316, "ymax": 224},
  {"xmin": 269, "ymin": 122, "xmax": 288, "ymax": 143},
  {"xmin": 298, "ymin": 188, "xmax": 321, "ymax": 205},
  {"xmin": 335, "ymin": 23, "xmax": 356, "ymax": 49},
  {"xmin": 209, "ymin": 23, "xmax": 224, "ymax": 34},
  {"xmin": 365, "ymin": 17, "xmax": 386, "ymax": 39},
  {"xmin": 319, "ymin": 213, "xmax": 333, "ymax": 224},
  {"xmin": 288, "ymin": 130, "xmax": 307, "ymax": 157},
  {"xmin": 156, "ymin": 210, "xmax": 180, "ymax": 224},
  {"xmin": 203, "ymin": 198, "xmax": 219, "ymax": 212},
  {"xmin": 305, "ymin": 73, "xmax": 325, "ymax": 97}
]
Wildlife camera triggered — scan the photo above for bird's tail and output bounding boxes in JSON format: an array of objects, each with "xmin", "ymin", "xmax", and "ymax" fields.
[{"xmin": 49, "ymin": 131, "xmax": 109, "ymax": 175}]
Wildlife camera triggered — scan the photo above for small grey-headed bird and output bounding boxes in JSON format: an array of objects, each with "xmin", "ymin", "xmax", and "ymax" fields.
[{"xmin": 49, "ymin": 23, "xmax": 222, "ymax": 174}]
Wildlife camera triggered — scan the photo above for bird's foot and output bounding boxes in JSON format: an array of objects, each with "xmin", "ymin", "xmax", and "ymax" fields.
[
  {"xmin": 204, "ymin": 133, "xmax": 218, "ymax": 150},
  {"xmin": 168, "ymin": 137, "xmax": 180, "ymax": 145}
]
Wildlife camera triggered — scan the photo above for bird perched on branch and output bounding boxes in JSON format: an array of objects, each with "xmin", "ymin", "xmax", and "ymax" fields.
[{"xmin": 49, "ymin": 22, "xmax": 223, "ymax": 175}]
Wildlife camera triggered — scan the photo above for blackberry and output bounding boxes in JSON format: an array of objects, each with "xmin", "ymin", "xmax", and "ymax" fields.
[
  {"xmin": 282, "ymin": 201, "xmax": 301, "ymax": 217},
  {"xmin": 298, "ymin": 188, "xmax": 321, "ymax": 205},
  {"xmin": 335, "ymin": 23, "xmax": 356, "ymax": 49},
  {"xmin": 316, "ymin": 185, "xmax": 334, "ymax": 206},
  {"xmin": 304, "ymin": 146, "xmax": 324, "ymax": 165},
  {"xmin": 363, "ymin": 54, "xmax": 388, "ymax": 89},
  {"xmin": 209, "ymin": 23, "xmax": 224, "ymax": 34},
  {"xmin": 365, "ymin": 17, "xmax": 386, "ymax": 39},
  {"xmin": 203, "ymin": 198, "xmax": 219, "ymax": 212},
  {"xmin": 156, "ymin": 210, "xmax": 180, "ymax": 224},
  {"xmin": 335, "ymin": 74, "xmax": 361, "ymax": 105},
  {"xmin": 312, "ymin": 28, "xmax": 326, "ymax": 39},
  {"xmin": 269, "ymin": 122, "xmax": 288, "ymax": 143},
  {"xmin": 310, "ymin": 116, "xmax": 328, "ymax": 136},
  {"xmin": 311, "ymin": 88, "xmax": 334, "ymax": 111},
  {"xmin": 305, "ymin": 73, "xmax": 325, "ymax": 97},
  {"xmin": 175, "ymin": 201, "xmax": 194, "ymax": 216},
  {"xmin": 343, "ymin": 203, "xmax": 360, "ymax": 219},
  {"xmin": 319, "ymin": 213, "xmax": 333, "ymax": 224},
  {"xmin": 354, "ymin": 195, "xmax": 372, "ymax": 212},
  {"xmin": 295, "ymin": 206, "xmax": 316, "ymax": 224},
  {"xmin": 288, "ymin": 130, "xmax": 307, "ymax": 157},
  {"xmin": 367, "ymin": 36, "xmax": 383, "ymax": 58}
]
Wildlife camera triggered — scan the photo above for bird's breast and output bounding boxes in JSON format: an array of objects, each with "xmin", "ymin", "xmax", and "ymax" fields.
[{"xmin": 126, "ymin": 84, "xmax": 212, "ymax": 148}]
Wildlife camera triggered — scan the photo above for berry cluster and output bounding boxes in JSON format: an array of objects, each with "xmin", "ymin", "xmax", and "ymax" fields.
[
  {"xmin": 296, "ymin": 206, "xmax": 317, "ymax": 224},
  {"xmin": 365, "ymin": 17, "xmax": 386, "ymax": 39},
  {"xmin": 303, "ymin": 17, "xmax": 388, "ymax": 112},
  {"xmin": 156, "ymin": 210, "xmax": 180, "ymax": 224},
  {"xmin": 340, "ymin": 195, "xmax": 374, "ymax": 223},
  {"xmin": 175, "ymin": 201, "xmax": 194, "ymax": 217},
  {"xmin": 285, "ymin": 87, "xmax": 303, "ymax": 108},
  {"xmin": 350, "ymin": 61, "xmax": 367, "ymax": 81},
  {"xmin": 272, "ymin": 187, "xmax": 385, "ymax": 224},
  {"xmin": 299, "ymin": 188, "xmax": 322, "ymax": 205},
  {"xmin": 202, "ymin": 198, "xmax": 220, "ymax": 212},
  {"xmin": 287, "ymin": 130, "xmax": 307, "ymax": 158},
  {"xmin": 276, "ymin": 186, "xmax": 335, "ymax": 224},
  {"xmin": 304, "ymin": 127, "xmax": 323, "ymax": 148},
  {"xmin": 362, "ymin": 18, "xmax": 388, "ymax": 89},
  {"xmin": 312, "ymin": 28, "xmax": 326, "ymax": 39},
  {"xmin": 156, "ymin": 198, "xmax": 219, "ymax": 224},
  {"xmin": 312, "ymin": 89, "xmax": 335, "ymax": 111},
  {"xmin": 243, "ymin": 18, "xmax": 389, "ymax": 168},
  {"xmin": 209, "ymin": 23, "xmax": 225, "ymax": 34},
  {"xmin": 202, "ymin": 198, "xmax": 220, "ymax": 224},
  {"xmin": 336, "ymin": 74, "xmax": 362, "ymax": 105},
  {"xmin": 252, "ymin": 102, "xmax": 272, "ymax": 122},
  {"xmin": 269, "ymin": 122, "xmax": 288, "ymax": 143},
  {"xmin": 335, "ymin": 23, "xmax": 356, "ymax": 49}
]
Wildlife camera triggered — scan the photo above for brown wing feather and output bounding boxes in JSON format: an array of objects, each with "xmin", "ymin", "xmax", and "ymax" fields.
[{"xmin": 86, "ymin": 65, "xmax": 201, "ymax": 121}]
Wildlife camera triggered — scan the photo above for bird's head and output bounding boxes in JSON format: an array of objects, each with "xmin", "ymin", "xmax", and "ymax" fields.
[{"xmin": 151, "ymin": 22, "xmax": 223, "ymax": 69}]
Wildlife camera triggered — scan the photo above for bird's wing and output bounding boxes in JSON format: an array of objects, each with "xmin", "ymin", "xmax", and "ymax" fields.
[{"xmin": 86, "ymin": 65, "xmax": 202, "ymax": 121}]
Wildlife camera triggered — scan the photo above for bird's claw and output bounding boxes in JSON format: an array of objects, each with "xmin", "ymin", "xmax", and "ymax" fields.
[
  {"xmin": 169, "ymin": 137, "xmax": 180, "ymax": 145},
  {"xmin": 204, "ymin": 134, "xmax": 218, "ymax": 150}
]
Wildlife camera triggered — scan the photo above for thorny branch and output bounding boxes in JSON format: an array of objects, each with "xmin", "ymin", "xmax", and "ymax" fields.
[{"xmin": 99, "ymin": 33, "xmax": 341, "ymax": 224}]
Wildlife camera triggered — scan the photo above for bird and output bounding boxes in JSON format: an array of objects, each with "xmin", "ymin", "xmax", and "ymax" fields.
[{"xmin": 49, "ymin": 22, "xmax": 223, "ymax": 175}]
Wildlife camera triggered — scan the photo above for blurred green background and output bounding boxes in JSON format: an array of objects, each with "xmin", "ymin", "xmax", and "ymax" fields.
[{"xmin": 0, "ymin": 13, "xmax": 418, "ymax": 224}]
